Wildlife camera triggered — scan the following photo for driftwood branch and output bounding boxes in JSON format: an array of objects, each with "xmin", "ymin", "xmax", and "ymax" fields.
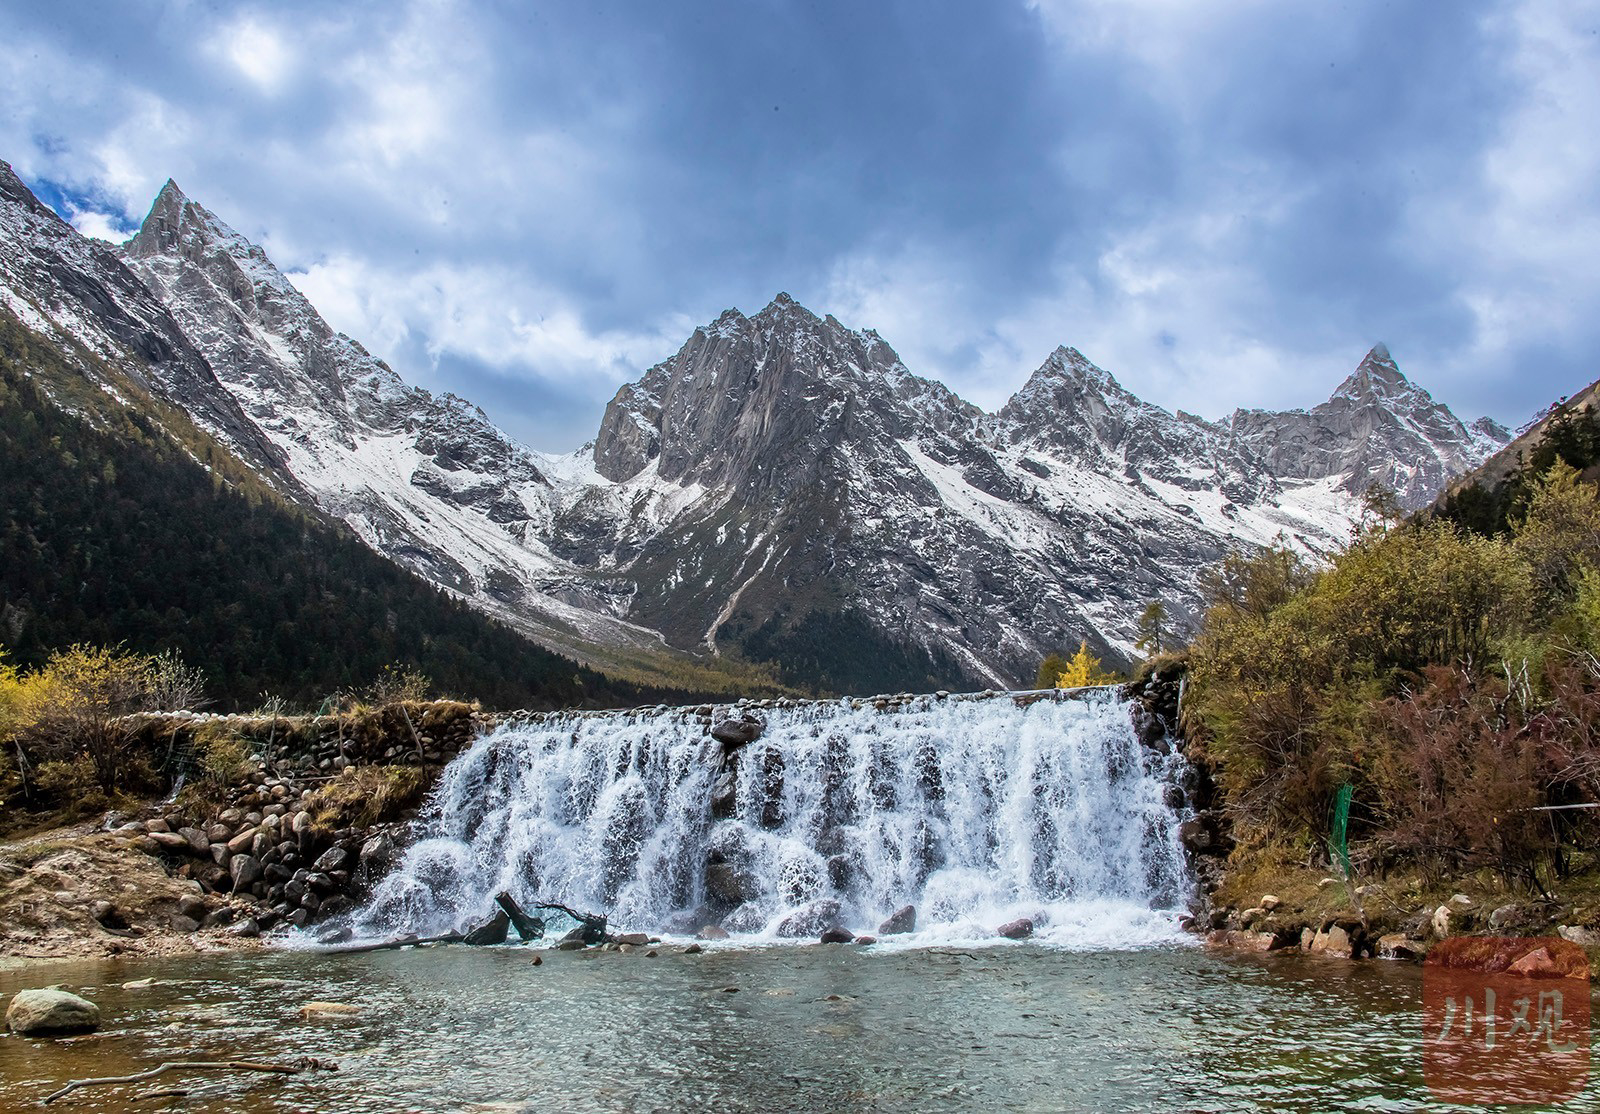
[
  {"xmin": 323, "ymin": 930, "xmax": 464, "ymax": 954},
  {"xmin": 42, "ymin": 1057, "xmax": 337, "ymax": 1105}
]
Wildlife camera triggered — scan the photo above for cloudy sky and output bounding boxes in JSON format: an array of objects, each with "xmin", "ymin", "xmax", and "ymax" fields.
[{"xmin": 2, "ymin": 1, "xmax": 1596, "ymax": 449}]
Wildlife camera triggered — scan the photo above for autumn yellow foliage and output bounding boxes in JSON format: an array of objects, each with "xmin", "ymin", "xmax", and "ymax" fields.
[{"xmin": 1056, "ymin": 641, "xmax": 1117, "ymax": 688}]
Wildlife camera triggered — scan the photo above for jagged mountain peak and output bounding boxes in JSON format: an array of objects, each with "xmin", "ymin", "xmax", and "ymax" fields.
[
  {"xmin": 1334, "ymin": 342, "xmax": 1422, "ymax": 403},
  {"xmin": 0, "ymin": 159, "xmax": 50, "ymax": 217},
  {"xmin": 1228, "ymin": 345, "xmax": 1509, "ymax": 509},
  {"xmin": 155, "ymin": 177, "xmax": 188, "ymax": 206},
  {"xmin": 1472, "ymin": 415, "xmax": 1512, "ymax": 442},
  {"xmin": 1037, "ymin": 345, "xmax": 1121, "ymax": 388}
]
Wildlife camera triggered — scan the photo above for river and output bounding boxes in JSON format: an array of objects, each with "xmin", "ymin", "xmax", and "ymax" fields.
[{"xmin": 1, "ymin": 942, "xmax": 1518, "ymax": 1111}]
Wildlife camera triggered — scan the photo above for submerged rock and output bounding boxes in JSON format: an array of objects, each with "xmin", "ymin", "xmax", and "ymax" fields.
[
  {"xmin": 298, "ymin": 1001, "xmax": 362, "ymax": 1019},
  {"xmin": 5, "ymin": 989, "xmax": 101, "ymax": 1035}
]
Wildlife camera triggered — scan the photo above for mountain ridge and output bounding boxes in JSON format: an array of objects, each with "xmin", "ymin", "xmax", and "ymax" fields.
[{"xmin": 0, "ymin": 161, "xmax": 1516, "ymax": 691}]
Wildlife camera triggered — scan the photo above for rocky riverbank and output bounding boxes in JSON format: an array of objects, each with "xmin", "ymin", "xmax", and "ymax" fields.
[{"xmin": 0, "ymin": 700, "xmax": 487, "ymax": 964}]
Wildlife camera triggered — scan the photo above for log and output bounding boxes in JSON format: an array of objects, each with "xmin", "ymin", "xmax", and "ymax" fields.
[
  {"xmin": 43, "ymin": 1057, "xmax": 337, "ymax": 1105},
  {"xmin": 322, "ymin": 931, "xmax": 463, "ymax": 955},
  {"xmin": 495, "ymin": 891, "xmax": 546, "ymax": 941}
]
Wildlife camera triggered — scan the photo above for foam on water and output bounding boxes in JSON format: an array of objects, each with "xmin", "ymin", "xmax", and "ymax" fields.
[{"xmin": 347, "ymin": 692, "xmax": 1193, "ymax": 949}]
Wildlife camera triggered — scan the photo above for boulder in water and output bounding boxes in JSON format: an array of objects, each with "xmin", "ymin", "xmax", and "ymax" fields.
[
  {"xmin": 1377, "ymin": 933, "xmax": 1423, "ymax": 960},
  {"xmin": 777, "ymin": 899, "xmax": 842, "ymax": 939},
  {"xmin": 463, "ymin": 910, "xmax": 510, "ymax": 946},
  {"xmin": 819, "ymin": 927, "xmax": 855, "ymax": 944},
  {"xmin": 879, "ymin": 905, "xmax": 916, "ymax": 935},
  {"xmin": 5, "ymin": 989, "xmax": 101, "ymax": 1035},
  {"xmin": 705, "ymin": 862, "xmax": 760, "ymax": 908},
  {"xmin": 696, "ymin": 925, "xmax": 731, "ymax": 941},
  {"xmin": 996, "ymin": 918, "xmax": 1034, "ymax": 940},
  {"xmin": 723, "ymin": 902, "xmax": 769, "ymax": 934},
  {"xmin": 298, "ymin": 1001, "xmax": 362, "ymax": 1020}
]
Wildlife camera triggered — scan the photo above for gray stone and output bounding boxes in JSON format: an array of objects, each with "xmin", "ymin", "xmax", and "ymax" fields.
[
  {"xmin": 879, "ymin": 904, "xmax": 916, "ymax": 935},
  {"xmin": 230, "ymin": 853, "xmax": 263, "ymax": 890},
  {"xmin": 5, "ymin": 989, "xmax": 100, "ymax": 1035},
  {"xmin": 711, "ymin": 716, "xmax": 765, "ymax": 747},
  {"xmin": 776, "ymin": 899, "xmax": 842, "ymax": 939},
  {"xmin": 313, "ymin": 846, "xmax": 349, "ymax": 873},
  {"xmin": 148, "ymin": 830, "xmax": 191, "ymax": 852}
]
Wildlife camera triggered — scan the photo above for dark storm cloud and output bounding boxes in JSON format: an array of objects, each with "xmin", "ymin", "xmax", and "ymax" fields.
[{"xmin": 1, "ymin": 0, "xmax": 1595, "ymax": 448}]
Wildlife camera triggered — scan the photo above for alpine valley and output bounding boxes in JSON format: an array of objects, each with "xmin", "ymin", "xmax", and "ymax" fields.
[{"xmin": 0, "ymin": 160, "xmax": 1511, "ymax": 694}]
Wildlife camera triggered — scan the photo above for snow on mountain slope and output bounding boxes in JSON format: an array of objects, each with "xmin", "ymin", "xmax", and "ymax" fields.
[
  {"xmin": 2, "ymin": 163, "xmax": 1509, "ymax": 690},
  {"xmin": 0, "ymin": 160, "xmax": 291, "ymax": 479},
  {"xmin": 1225, "ymin": 342, "xmax": 1509, "ymax": 510},
  {"xmin": 118, "ymin": 178, "xmax": 691, "ymax": 661}
]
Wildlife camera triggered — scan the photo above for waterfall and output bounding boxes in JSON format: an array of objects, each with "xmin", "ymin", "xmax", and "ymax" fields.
[{"xmin": 347, "ymin": 691, "xmax": 1193, "ymax": 949}]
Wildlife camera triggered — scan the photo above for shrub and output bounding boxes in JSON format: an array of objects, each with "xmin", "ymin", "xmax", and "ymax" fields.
[
  {"xmin": 15, "ymin": 644, "xmax": 206, "ymax": 795},
  {"xmin": 194, "ymin": 723, "xmax": 255, "ymax": 786},
  {"xmin": 306, "ymin": 765, "xmax": 430, "ymax": 831}
]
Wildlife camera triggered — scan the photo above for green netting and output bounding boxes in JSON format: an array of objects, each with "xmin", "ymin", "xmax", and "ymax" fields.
[{"xmin": 1330, "ymin": 783, "xmax": 1353, "ymax": 878}]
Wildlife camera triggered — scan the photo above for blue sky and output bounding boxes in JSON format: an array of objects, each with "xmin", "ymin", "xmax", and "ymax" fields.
[{"xmin": 3, "ymin": 0, "xmax": 1597, "ymax": 450}]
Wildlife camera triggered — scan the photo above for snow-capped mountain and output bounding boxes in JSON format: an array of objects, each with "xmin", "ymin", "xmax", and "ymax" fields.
[
  {"xmin": 0, "ymin": 162, "xmax": 1512, "ymax": 690},
  {"xmin": 1225, "ymin": 342, "xmax": 1510, "ymax": 509},
  {"xmin": 0, "ymin": 162, "xmax": 291, "ymax": 481}
]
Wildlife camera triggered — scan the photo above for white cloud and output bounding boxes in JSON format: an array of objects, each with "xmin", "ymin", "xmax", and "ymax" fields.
[
  {"xmin": 66, "ymin": 209, "xmax": 128, "ymax": 242},
  {"xmin": 286, "ymin": 253, "xmax": 679, "ymax": 393},
  {"xmin": 214, "ymin": 14, "xmax": 296, "ymax": 93}
]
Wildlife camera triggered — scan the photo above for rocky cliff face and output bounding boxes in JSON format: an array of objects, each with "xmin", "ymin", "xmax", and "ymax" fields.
[
  {"xmin": 0, "ymin": 161, "xmax": 291, "ymax": 481},
  {"xmin": 118, "ymin": 180, "xmax": 669, "ymax": 659},
  {"xmin": 0, "ymin": 163, "xmax": 1513, "ymax": 691},
  {"xmin": 1225, "ymin": 343, "xmax": 1508, "ymax": 510}
]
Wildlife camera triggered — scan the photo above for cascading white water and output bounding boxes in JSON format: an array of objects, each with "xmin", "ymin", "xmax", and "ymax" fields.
[{"xmin": 348, "ymin": 691, "xmax": 1193, "ymax": 949}]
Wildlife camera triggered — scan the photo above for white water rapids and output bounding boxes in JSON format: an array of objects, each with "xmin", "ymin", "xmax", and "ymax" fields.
[{"xmin": 347, "ymin": 691, "xmax": 1193, "ymax": 949}]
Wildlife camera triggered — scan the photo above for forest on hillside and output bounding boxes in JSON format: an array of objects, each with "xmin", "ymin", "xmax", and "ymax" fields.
[{"xmin": 0, "ymin": 313, "xmax": 692, "ymax": 712}]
